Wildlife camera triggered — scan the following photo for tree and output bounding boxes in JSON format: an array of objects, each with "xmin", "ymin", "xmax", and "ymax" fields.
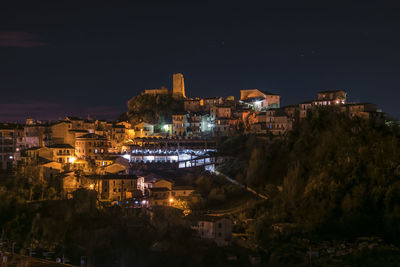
[{"xmin": 126, "ymin": 94, "xmax": 183, "ymax": 126}]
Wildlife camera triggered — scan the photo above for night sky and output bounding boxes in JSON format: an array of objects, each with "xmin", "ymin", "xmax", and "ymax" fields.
[{"xmin": 1, "ymin": 1, "xmax": 399, "ymax": 122}]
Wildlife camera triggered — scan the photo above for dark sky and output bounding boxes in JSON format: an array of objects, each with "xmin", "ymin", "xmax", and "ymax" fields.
[{"xmin": 1, "ymin": 1, "xmax": 399, "ymax": 122}]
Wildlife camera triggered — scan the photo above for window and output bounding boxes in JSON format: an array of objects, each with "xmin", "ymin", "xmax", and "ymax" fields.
[
  {"xmin": 218, "ymin": 232, "xmax": 222, "ymax": 237},
  {"xmin": 218, "ymin": 223, "xmax": 222, "ymax": 228}
]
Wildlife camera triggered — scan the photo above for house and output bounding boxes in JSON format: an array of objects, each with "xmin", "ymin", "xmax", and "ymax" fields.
[
  {"xmin": 240, "ymin": 89, "xmax": 280, "ymax": 111},
  {"xmin": 0, "ymin": 124, "xmax": 24, "ymax": 170},
  {"xmin": 299, "ymin": 101, "xmax": 313, "ymax": 120},
  {"xmin": 200, "ymin": 97, "xmax": 224, "ymax": 111},
  {"xmin": 283, "ymin": 105, "xmax": 298, "ymax": 120},
  {"xmin": 50, "ymin": 121, "xmax": 75, "ymax": 146},
  {"xmin": 210, "ymin": 105, "xmax": 232, "ymax": 120},
  {"xmin": 24, "ymin": 124, "xmax": 48, "ymax": 148},
  {"xmin": 23, "ymin": 146, "xmax": 52, "ymax": 165},
  {"xmin": 213, "ymin": 118, "xmax": 231, "ymax": 137},
  {"xmin": 172, "ymin": 113, "xmax": 187, "ymax": 136},
  {"xmin": 315, "ymin": 90, "xmax": 347, "ymax": 105},
  {"xmin": 184, "ymin": 98, "xmax": 202, "ymax": 112},
  {"xmin": 84, "ymin": 174, "xmax": 138, "ymax": 201},
  {"xmin": 146, "ymin": 183, "xmax": 194, "ymax": 207},
  {"xmin": 95, "ymin": 157, "xmax": 114, "ymax": 167},
  {"xmin": 98, "ymin": 163, "xmax": 127, "ymax": 175},
  {"xmin": 137, "ymin": 174, "xmax": 169, "ymax": 193},
  {"xmin": 110, "ymin": 124, "xmax": 127, "ymax": 151},
  {"xmin": 39, "ymin": 161, "xmax": 63, "ymax": 180},
  {"xmin": 48, "ymin": 144, "xmax": 75, "ymax": 164},
  {"xmin": 266, "ymin": 109, "xmax": 293, "ymax": 136},
  {"xmin": 346, "ymin": 103, "xmax": 377, "ymax": 118},
  {"xmin": 194, "ymin": 216, "xmax": 232, "ymax": 246},
  {"xmin": 148, "ymin": 187, "xmax": 172, "ymax": 206},
  {"xmin": 61, "ymin": 171, "xmax": 80, "ymax": 198},
  {"xmin": 133, "ymin": 122, "xmax": 154, "ymax": 138},
  {"xmin": 75, "ymin": 133, "xmax": 109, "ymax": 160}
]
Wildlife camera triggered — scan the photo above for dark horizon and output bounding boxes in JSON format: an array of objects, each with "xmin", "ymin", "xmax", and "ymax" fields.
[{"xmin": 1, "ymin": 1, "xmax": 400, "ymax": 122}]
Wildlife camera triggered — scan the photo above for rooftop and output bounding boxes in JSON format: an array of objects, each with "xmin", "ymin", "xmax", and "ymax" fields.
[
  {"xmin": 48, "ymin": 144, "xmax": 74, "ymax": 149},
  {"xmin": 172, "ymin": 186, "xmax": 194, "ymax": 191},
  {"xmin": 318, "ymin": 90, "xmax": 347, "ymax": 94},
  {"xmin": 76, "ymin": 133, "xmax": 107, "ymax": 139},
  {"xmin": 85, "ymin": 174, "xmax": 138, "ymax": 180}
]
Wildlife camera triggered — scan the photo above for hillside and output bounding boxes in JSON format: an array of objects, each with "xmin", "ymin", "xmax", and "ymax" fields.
[{"xmin": 218, "ymin": 107, "xmax": 400, "ymax": 264}]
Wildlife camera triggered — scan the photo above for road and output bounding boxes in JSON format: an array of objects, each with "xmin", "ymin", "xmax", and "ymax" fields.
[
  {"xmin": 214, "ymin": 171, "xmax": 269, "ymax": 200},
  {"xmin": 0, "ymin": 252, "xmax": 76, "ymax": 266}
]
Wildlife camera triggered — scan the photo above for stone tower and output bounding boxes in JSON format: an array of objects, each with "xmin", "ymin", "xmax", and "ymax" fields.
[{"xmin": 172, "ymin": 73, "xmax": 186, "ymax": 99}]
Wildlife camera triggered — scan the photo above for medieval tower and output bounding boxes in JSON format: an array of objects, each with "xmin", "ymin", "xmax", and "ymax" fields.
[{"xmin": 172, "ymin": 73, "xmax": 186, "ymax": 99}]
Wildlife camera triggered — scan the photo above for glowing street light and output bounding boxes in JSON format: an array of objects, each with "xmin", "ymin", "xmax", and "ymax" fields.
[{"xmin": 163, "ymin": 125, "xmax": 169, "ymax": 131}]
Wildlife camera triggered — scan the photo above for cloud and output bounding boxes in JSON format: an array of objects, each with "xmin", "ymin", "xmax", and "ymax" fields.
[{"xmin": 0, "ymin": 32, "xmax": 48, "ymax": 47}]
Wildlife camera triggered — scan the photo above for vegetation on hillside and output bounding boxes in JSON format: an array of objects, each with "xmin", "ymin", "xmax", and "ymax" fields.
[
  {"xmin": 0, "ymin": 177, "xmax": 230, "ymax": 266},
  {"xmin": 218, "ymin": 108, "xmax": 400, "ymax": 252},
  {"xmin": 126, "ymin": 94, "xmax": 184, "ymax": 126}
]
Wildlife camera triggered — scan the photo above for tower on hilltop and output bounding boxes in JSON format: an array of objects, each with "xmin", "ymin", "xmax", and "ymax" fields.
[{"xmin": 172, "ymin": 73, "xmax": 186, "ymax": 99}]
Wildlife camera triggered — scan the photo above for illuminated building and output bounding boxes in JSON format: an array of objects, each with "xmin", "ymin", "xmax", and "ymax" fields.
[
  {"xmin": 75, "ymin": 133, "xmax": 109, "ymax": 160},
  {"xmin": 172, "ymin": 113, "xmax": 187, "ymax": 136},
  {"xmin": 240, "ymin": 89, "xmax": 280, "ymax": 111},
  {"xmin": 24, "ymin": 124, "xmax": 49, "ymax": 148},
  {"xmin": 50, "ymin": 121, "xmax": 75, "ymax": 146},
  {"xmin": 48, "ymin": 144, "xmax": 75, "ymax": 164},
  {"xmin": 133, "ymin": 122, "xmax": 154, "ymax": 138},
  {"xmin": 0, "ymin": 124, "xmax": 24, "ymax": 170},
  {"xmin": 314, "ymin": 90, "xmax": 347, "ymax": 105}
]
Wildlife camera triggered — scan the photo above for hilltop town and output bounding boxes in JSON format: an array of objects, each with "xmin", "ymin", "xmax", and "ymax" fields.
[
  {"xmin": 0, "ymin": 73, "xmax": 385, "ymax": 171},
  {"xmin": 0, "ymin": 73, "xmax": 387, "ymax": 205},
  {"xmin": 0, "ymin": 73, "xmax": 394, "ymax": 265}
]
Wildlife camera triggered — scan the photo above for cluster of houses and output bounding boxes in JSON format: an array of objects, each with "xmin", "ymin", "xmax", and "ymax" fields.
[
  {"xmin": 1, "ymin": 73, "xmax": 386, "ymax": 247},
  {"xmin": 0, "ymin": 73, "xmax": 386, "ymax": 198},
  {"xmin": 143, "ymin": 73, "xmax": 385, "ymax": 137}
]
